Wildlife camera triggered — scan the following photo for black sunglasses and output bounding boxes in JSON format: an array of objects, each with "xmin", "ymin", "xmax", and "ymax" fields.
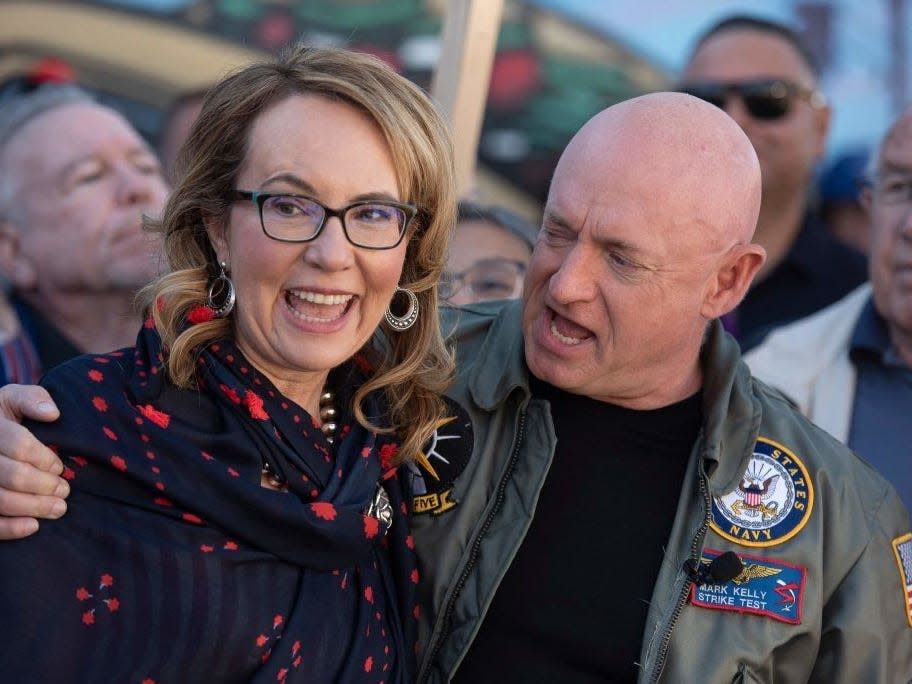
[{"xmin": 678, "ymin": 79, "xmax": 825, "ymax": 121}]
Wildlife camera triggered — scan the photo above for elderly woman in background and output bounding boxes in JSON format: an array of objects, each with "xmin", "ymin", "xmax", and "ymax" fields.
[{"xmin": 0, "ymin": 45, "xmax": 455, "ymax": 683}]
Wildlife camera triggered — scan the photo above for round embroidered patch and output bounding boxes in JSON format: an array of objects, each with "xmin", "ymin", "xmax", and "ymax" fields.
[
  {"xmin": 710, "ymin": 437, "xmax": 814, "ymax": 547},
  {"xmin": 405, "ymin": 396, "xmax": 473, "ymax": 516}
]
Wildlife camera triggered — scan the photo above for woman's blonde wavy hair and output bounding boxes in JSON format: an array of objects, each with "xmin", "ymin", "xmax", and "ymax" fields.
[{"xmin": 140, "ymin": 45, "xmax": 457, "ymax": 464}]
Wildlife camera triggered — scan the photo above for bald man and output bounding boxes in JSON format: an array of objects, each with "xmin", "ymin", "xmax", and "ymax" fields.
[{"xmin": 0, "ymin": 95, "xmax": 910, "ymax": 682}]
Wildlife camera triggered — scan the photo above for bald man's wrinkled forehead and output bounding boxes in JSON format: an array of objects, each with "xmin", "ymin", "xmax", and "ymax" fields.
[{"xmin": 554, "ymin": 92, "xmax": 762, "ymax": 243}]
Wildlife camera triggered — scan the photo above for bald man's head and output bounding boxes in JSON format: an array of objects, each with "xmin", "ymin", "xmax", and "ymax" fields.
[
  {"xmin": 522, "ymin": 92, "xmax": 766, "ymax": 409},
  {"xmin": 560, "ymin": 92, "xmax": 762, "ymax": 248}
]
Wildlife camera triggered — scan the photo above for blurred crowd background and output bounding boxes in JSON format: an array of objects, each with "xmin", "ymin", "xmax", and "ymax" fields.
[{"xmin": 3, "ymin": 0, "xmax": 903, "ymax": 225}]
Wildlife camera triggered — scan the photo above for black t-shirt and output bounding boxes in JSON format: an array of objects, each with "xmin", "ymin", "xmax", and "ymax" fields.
[{"xmin": 454, "ymin": 378, "xmax": 702, "ymax": 683}]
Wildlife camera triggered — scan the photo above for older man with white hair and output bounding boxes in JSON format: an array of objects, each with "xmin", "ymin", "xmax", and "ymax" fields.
[{"xmin": 745, "ymin": 107, "xmax": 912, "ymax": 513}]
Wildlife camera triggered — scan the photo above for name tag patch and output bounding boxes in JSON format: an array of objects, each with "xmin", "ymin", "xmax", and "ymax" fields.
[
  {"xmin": 690, "ymin": 548, "xmax": 806, "ymax": 624},
  {"xmin": 892, "ymin": 532, "xmax": 912, "ymax": 628}
]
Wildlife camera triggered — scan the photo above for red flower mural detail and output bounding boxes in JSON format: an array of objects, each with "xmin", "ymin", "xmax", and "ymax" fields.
[
  {"xmin": 310, "ymin": 502, "xmax": 337, "ymax": 521},
  {"xmin": 138, "ymin": 404, "xmax": 171, "ymax": 429}
]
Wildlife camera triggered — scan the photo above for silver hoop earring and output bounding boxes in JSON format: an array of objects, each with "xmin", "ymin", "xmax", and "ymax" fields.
[
  {"xmin": 207, "ymin": 261, "xmax": 236, "ymax": 318},
  {"xmin": 385, "ymin": 286, "xmax": 419, "ymax": 331}
]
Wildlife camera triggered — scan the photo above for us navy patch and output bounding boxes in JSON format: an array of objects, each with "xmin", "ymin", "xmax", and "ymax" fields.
[
  {"xmin": 691, "ymin": 548, "xmax": 806, "ymax": 624},
  {"xmin": 406, "ymin": 396, "xmax": 472, "ymax": 515},
  {"xmin": 892, "ymin": 532, "xmax": 912, "ymax": 627},
  {"xmin": 710, "ymin": 437, "xmax": 814, "ymax": 547}
]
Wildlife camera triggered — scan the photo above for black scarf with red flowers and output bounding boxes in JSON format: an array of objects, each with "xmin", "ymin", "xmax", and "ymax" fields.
[{"xmin": 0, "ymin": 318, "xmax": 419, "ymax": 683}]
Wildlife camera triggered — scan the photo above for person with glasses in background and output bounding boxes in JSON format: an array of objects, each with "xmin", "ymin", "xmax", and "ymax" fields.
[
  {"xmin": 440, "ymin": 201, "xmax": 538, "ymax": 306},
  {"xmin": 0, "ymin": 45, "xmax": 456, "ymax": 682},
  {"xmin": 745, "ymin": 106, "xmax": 912, "ymax": 513},
  {"xmin": 678, "ymin": 15, "xmax": 867, "ymax": 349}
]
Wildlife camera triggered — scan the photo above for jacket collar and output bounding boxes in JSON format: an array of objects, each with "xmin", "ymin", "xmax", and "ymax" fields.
[
  {"xmin": 467, "ymin": 299, "xmax": 531, "ymax": 410},
  {"xmin": 699, "ymin": 320, "xmax": 762, "ymax": 492},
  {"xmin": 465, "ymin": 305, "xmax": 760, "ymax": 491}
]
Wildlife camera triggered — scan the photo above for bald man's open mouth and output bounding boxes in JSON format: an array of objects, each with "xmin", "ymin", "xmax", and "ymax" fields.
[{"xmin": 547, "ymin": 308, "xmax": 593, "ymax": 346}]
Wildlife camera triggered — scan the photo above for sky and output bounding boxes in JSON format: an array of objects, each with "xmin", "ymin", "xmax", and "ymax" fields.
[{"xmin": 542, "ymin": 0, "xmax": 906, "ymax": 162}]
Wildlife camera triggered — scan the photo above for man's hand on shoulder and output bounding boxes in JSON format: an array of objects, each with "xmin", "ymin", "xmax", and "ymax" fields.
[{"xmin": 0, "ymin": 384, "xmax": 67, "ymax": 539}]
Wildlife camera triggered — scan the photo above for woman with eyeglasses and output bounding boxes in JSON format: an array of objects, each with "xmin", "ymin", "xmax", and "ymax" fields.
[
  {"xmin": 0, "ymin": 45, "xmax": 455, "ymax": 682},
  {"xmin": 441, "ymin": 201, "xmax": 539, "ymax": 305}
]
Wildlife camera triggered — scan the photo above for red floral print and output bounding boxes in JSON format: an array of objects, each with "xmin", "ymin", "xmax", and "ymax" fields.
[
  {"xmin": 244, "ymin": 390, "xmax": 269, "ymax": 420},
  {"xmin": 137, "ymin": 404, "xmax": 171, "ymax": 429},
  {"xmin": 187, "ymin": 304, "xmax": 215, "ymax": 324},
  {"xmin": 310, "ymin": 502, "xmax": 337, "ymax": 521}
]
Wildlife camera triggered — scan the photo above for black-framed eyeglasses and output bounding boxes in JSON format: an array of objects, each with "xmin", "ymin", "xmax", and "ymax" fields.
[
  {"xmin": 678, "ymin": 79, "xmax": 826, "ymax": 121},
  {"xmin": 440, "ymin": 258, "xmax": 527, "ymax": 302},
  {"xmin": 234, "ymin": 190, "xmax": 417, "ymax": 249}
]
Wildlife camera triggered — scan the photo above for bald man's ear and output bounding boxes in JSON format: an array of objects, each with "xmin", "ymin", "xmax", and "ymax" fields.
[
  {"xmin": 700, "ymin": 243, "xmax": 766, "ymax": 320},
  {"xmin": 0, "ymin": 220, "xmax": 38, "ymax": 290}
]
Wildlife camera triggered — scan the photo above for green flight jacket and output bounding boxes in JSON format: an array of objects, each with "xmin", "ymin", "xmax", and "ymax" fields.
[{"xmin": 412, "ymin": 299, "xmax": 912, "ymax": 683}]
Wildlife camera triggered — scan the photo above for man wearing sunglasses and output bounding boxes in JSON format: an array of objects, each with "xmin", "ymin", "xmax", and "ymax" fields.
[{"xmin": 679, "ymin": 15, "xmax": 867, "ymax": 348}]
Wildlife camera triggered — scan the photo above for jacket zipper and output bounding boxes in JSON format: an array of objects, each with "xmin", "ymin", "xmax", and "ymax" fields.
[
  {"xmin": 647, "ymin": 458, "xmax": 713, "ymax": 683},
  {"xmin": 418, "ymin": 408, "xmax": 528, "ymax": 683}
]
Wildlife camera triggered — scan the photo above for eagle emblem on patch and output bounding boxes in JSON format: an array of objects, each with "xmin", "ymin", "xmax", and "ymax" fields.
[
  {"xmin": 405, "ymin": 396, "xmax": 472, "ymax": 516},
  {"xmin": 710, "ymin": 437, "xmax": 814, "ymax": 547}
]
